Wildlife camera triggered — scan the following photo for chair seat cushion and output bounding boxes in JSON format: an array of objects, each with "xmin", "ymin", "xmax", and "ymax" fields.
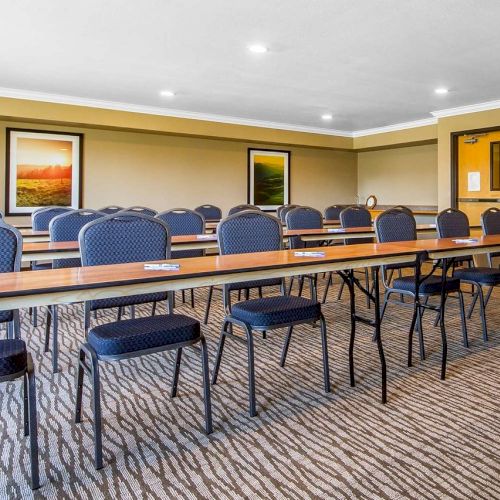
[
  {"xmin": 31, "ymin": 262, "xmax": 52, "ymax": 271},
  {"xmin": 453, "ymin": 267, "xmax": 500, "ymax": 285},
  {"xmin": 0, "ymin": 339, "xmax": 27, "ymax": 377},
  {"xmin": 228, "ymin": 278, "xmax": 282, "ymax": 291},
  {"xmin": 230, "ymin": 295, "xmax": 321, "ymax": 328},
  {"xmin": 88, "ymin": 314, "xmax": 200, "ymax": 356},
  {"xmin": 392, "ymin": 275, "xmax": 460, "ymax": 295}
]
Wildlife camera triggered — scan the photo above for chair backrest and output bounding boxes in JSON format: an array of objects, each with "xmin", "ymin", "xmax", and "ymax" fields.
[
  {"xmin": 481, "ymin": 207, "xmax": 500, "ymax": 235},
  {"xmin": 436, "ymin": 208, "xmax": 470, "ymax": 238},
  {"xmin": 218, "ymin": 211, "xmax": 283, "ymax": 255},
  {"xmin": 194, "ymin": 204, "xmax": 222, "ymax": 220},
  {"xmin": 279, "ymin": 204, "xmax": 300, "ymax": 223},
  {"xmin": 49, "ymin": 209, "xmax": 104, "ymax": 268},
  {"xmin": 98, "ymin": 205, "xmax": 123, "ymax": 214},
  {"xmin": 324, "ymin": 205, "xmax": 345, "ymax": 220},
  {"xmin": 120, "ymin": 206, "xmax": 158, "ymax": 217},
  {"xmin": 228, "ymin": 204, "xmax": 261, "ymax": 216},
  {"xmin": 340, "ymin": 206, "xmax": 373, "ymax": 245},
  {"xmin": 32, "ymin": 207, "xmax": 74, "ymax": 231},
  {"xmin": 79, "ymin": 213, "xmax": 170, "ymax": 310},
  {"xmin": 392, "ymin": 205, "xmax": 413, "ymax": 215},
  {"xmin": 285, "ymin": 206, "xmax": 323, "ymax": 249},
  {"xmin": 156, "ymin": 209, "xmax": 205, "ymax": 258},
  {"xmin": 375, "ymin": 209, "xmax": 417, "ymax": 243},
  {"xmin": 0, "ymin": 222, "xmax": 22, "ymax": 323}
]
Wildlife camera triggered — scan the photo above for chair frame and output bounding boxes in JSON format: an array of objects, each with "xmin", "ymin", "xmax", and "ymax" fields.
[
  {"xmin": 75, "ymin": 213, "xmax": 212, "ymax": 469},
  {"xmin": 210, "ymin": 211, "xmax": 330, "ymax": 416},
  {"xmin": 0, "ymin": 352, "xmax": 39, "ymax": 490},
  {"xmin": 194, "ymin": 204, "xmax": 222, "ymax": 220}
]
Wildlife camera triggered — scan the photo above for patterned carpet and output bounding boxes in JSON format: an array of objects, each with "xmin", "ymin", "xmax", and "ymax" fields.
[{"xmin": 1, "ymin": 276, "xmax": 500, "ymax": 499}]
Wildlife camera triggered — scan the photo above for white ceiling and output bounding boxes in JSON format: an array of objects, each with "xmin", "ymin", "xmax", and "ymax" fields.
[{"xmin": 1, "ymin": 0, "xmax": 500, "ymax": 133}]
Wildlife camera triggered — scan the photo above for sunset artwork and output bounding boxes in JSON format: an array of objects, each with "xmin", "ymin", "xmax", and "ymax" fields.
[
  {"xmin": 16, "ymin": 138, "xmax": 73, "ymax": 207},
  {"xmin": 6, "ymin": 130, "xmax": 82, "ymax": 215}
]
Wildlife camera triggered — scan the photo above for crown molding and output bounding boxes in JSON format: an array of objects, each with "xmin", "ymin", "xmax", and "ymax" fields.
[
  {"xmin": 431, "ymin": 99, "xmax": 500, "ymax": 118},
  {"xmin": 352, "ymin": 117, "xmax": 437, "ymax": 137},
  {"xmin": 0, "ymin": 87, "xmax": 354, "ymax": 137}
]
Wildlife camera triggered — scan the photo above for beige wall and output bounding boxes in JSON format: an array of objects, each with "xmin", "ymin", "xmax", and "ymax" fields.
[
  {"xmin": 357, "ymin": 144, "xmax": 438, "ymax": 206},
  {"xmin": 0, "ymin": 120, "xmax": 358, "ymax": 221}
]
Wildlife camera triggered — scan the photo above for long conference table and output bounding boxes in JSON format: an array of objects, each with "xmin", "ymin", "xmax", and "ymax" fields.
[
  {"xmin": 20, "ymin": 225, "xmax": 442, "ymax": 262},
  {"xmin": 2, "ymin": 235, "xmax": 499, "ymax": 404}
]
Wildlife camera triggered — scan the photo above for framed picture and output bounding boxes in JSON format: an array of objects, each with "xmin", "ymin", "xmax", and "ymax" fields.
[
  {"xmin": 490, "ymin": 141, "xmax": 500, "ymax": 191},
  {"xmin": 247, "ymin": 148, "xmax": 290, "ymax": 210},
  {"xmin": 5, "ymin": 128, "xmax": 83, "ymax": 215}
]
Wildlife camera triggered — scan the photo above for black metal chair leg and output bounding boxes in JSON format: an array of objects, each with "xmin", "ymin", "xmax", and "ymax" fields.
[
  {"xmin": 74, "ymin": 349, "xmax": 85, "ymax": 424},
  {"xmin": 279, "ymin": 326, "xmax": 293, "ymax": 367},
  {"xmin": 477, "ymin": 285, "xmax": 489, "ymax": 342},
  {"xmin": 372, "ymin": 268, "xmax": 387, "ymax": 403},
  {"xmin": 344, "ymin": 271, "xmax": 356, "ymax": 387},
  {"xmin": 23, "ymin": 373, "xmax": 29, "ymax": 437},
  {"xmin": 211, "ymin": 321, "xmax": 228, "ymax": 385},
  {"xmin": 298, "ymin": 276, "xmax": 304, "ymax": 297},
  {"xmin": 26, "ymin": 355, "xmax": 40, "ymax": 490},
  {"xmin": 417, "ymin": 304, "xmax": 425, "ymax": 361},
  {"xmin": 258, "ymin": 287, "xmax": 263, "ymax": 298},
  {"xmin": 190, "ymin": 288, "xmax": 195, "ymax": 308},
  {"xmin": 181, "ymin": 289, "xmax": 186, "ymax": 304},
  {"xmin": 52, "ymin": 305, "xmax": 59, "ymax": 373},
  {"xmin": 117, "ymin": 307, "xmax": 123, "ymax": 321},
  {"xmin": 44, "ymin": 307, "xmax": 51, "ymax": 353},
  {"xmin": 365, "ymin": 268, "xmax": 371, "ymax": 309},
  {"xmin": 171, "ymin": 348, "xmax": 182, "ymax": 398},
  {"xmin": 204, "ymin": 286, "xmax": 214, "ymax": 325},
  {"xmin": 458, "ymin": 290, "xmax": 469, "ymax": 348},
  {"xmin": 321, "ymin": 273, "xmax": 332, "ymax": 304},
  {"xmin": 243, "ymin": 323, "xmax": 257, "ymax": 417},
  {"xmin": 467, "ymin": 289, "xmax": 479, "ymax": 319},
  {"xmin": 89, "ymin": 348, "xmax": 103, "ymax": 470},
  {"xmin": 199, "ymin": 336, "xmax": 213, "ymax": 434},
  {"xmin": 337, "ymin": 279, "xmax": 345, "ymax": 301},
  {"xmin": 319, "ymin": 315, "xmax": 331, "ymax": 393},
  {"xmin": 151, "ymin": 302, "xmax": 157, "ymax": 316},
  {"xmin": 32, "ymin": 307, "xmax": 38, "ymax": 328}
]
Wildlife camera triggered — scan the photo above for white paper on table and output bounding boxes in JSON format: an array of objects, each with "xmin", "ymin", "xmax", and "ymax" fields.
[{"xmin": 468, "ymin": 172, "xmax": 480, "ymax": 192}]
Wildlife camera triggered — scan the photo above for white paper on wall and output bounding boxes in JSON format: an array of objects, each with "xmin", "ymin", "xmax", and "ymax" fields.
[{"xmin": 468, "ymin": 172, "xmax": 480, "ymax": 192}]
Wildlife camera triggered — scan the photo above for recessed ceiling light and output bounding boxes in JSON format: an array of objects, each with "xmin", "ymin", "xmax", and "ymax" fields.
[
  {"xmin": 160, "ymin": 90, "xmax": 175, "ymax": 97},
  {"xmin": 434, "ymin": 88, "xmax": 449, "ymax": 95},
  {"xmin": 248, "ymin": 44, "xmax": 268, "ymax": 54},
  {"xmin": 321, "ymin": 113, "xmax": 333, "ymax": 121}
]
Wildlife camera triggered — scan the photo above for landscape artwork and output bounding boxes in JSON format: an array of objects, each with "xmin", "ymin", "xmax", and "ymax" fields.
[
  {"xmin": 248, "ymin": 149, "xmax": 290, "ymax": 210},
  {"xmin": 6, "ymin": 129, "xmax": 82, "ymax": 215}
]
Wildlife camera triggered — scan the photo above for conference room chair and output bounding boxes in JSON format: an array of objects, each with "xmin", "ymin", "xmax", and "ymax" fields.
[
  {"xmin": 437, "ymin": 208, "xmax": 500, "ymax": 341},
  {"xmin": 392, "ymin": 205, "xmax": 413, "ymax": 215},
  {"xmin": 285, "ymin": 206, "xmax": 323, "ymax": 300},
  {"xmin": 279, "ymin": 204, "xmax": 300, "ymax": 223},
  {"xmin": 98, "ymin": 205, "xmax": 123, "ymax": 214},
  {"xmin": 204, "ymin": 209, "xmax": 283, "ymax": 325},
  {"xmin": 74, "ymin": 213, "xmax": 212, "ymax": 469},
  {"xmin": 323, "ymin": 206, "xmax": 372, "ymax": 305},
  {"xmin": 324, "ymin": 204, "xmax": 345, "ymax": 221},
  {"xmin": 156, "ymin": 208, "xmax": 205, "ymax": 308},
  {"xmin": 120, "ymin": 206, "xmax": 158, "ymax": 216},
  {"xmin": 228, "ymin": 204, "xmax": 261, "ymax": 215},
  {"xmin": 375, "ymin": 209, "xmax": 468, "ymax": 361},
  {"xmin": 44, "ymin": 209, "xmax": 104, "ymax": 372},
  {"xmin": 195, "ymin": 204, "xmax": 222, "ymax": 220},
  {"xmin": 482, "ymin": 207, "xmax": 500, "ymax": 267},
  {"xmin": 30, "ymin": 206, "xmax": 74, "ymax": 326},
  {"xmin": 0, "ymin": 221, "xmax": 39, "ymax": 489},
  {"xmin": 211, "ymin": 211, "xmax": 330, "ymax": 417}
]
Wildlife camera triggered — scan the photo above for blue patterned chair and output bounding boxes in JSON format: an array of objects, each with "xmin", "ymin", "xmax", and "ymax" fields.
[
  {"xmin": 0, "ymin": 340, "xmax": 40, "ymax": 489},
  {"xmin": 324, "ymin": 205, "xmax": 345, "ymax": 221},
  {"xmin": 119, "ymin": 206, "xmax": 158, "ymax": 216},
  {"xmin": 392, "ymin": 205, "xmax": 413, "ymax": 215},
  {"xmin": 279, "ymin": 204, "xmax": 300, "ymax": 223},
  {"xmin": 43, "ymin": 209, "xmax": 104, "ymax": 372},
  {"xmin": 376, "ymin": 209, "xmax": 468, "ymax": 361},
  {"xmin": 0, "ymin": 222, "xmax": 39, "ymax": 489},
  {"xmin": 285, "ymin": 206, "xmax": 323, "ymax": 300},
  {"xmin": 98, "ymin": 205, "xmax": 123, "ymax": 214},
  {"xmin": 437, "ymin": 208, "xmax": 500, "ymax": 341},
  {"xmin": 75, "ymin": 213, "xmax": 212, "ymax": 469},
  {"xmin": 482, "ymin": 207, "xmax": 500, "ymax": 266},
  {"xmin": 195, "ymin": 204, "xmax": 222, "ymax": 220},
  {"xmin": 156, "ymin": 208, "xmax": 205, "ymax": 308},
  {"xmin": 211, "ymin": 211, "xmax": 330, "ymax": 417},
  {"xmin": 228, "ymin": 204, "xmax": 261, "ymax": 215},
  {"xmin": 0, "ymin": 222, "xmax": 22, "ymax": 339}
]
